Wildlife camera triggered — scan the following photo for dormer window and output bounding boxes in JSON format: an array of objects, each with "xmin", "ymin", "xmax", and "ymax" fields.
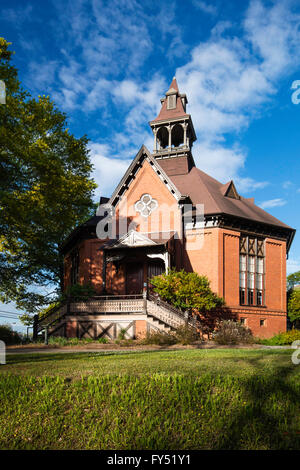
[{"xmin": 167, "ymin": 94, "xmax": 176, "ymax": 110}]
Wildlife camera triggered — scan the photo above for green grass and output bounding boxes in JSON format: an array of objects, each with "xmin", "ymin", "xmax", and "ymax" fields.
[{"xmin": 1, "ymin": 349, "xmax": 300, "ymax": 450}]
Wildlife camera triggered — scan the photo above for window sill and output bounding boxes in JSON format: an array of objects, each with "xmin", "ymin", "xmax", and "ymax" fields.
[{"xmin": 239, "ymin": 304, "xmax": 267, "ymax": 309}]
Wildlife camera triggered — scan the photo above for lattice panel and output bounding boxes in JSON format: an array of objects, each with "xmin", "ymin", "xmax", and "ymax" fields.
[
  {"xmin": 257, "ymin": 239, "xmax": 264, "ymax": 256},
  {"xmin": 248, "ymin": 238, "xmax": 256, "ymax": 255},
  {"xmin": 77, "ymin": 321, "xmax": 135, "ymax": 339},
  {"xmin": 240, "ymin": 236, "xmax": 247, "ymax": 254}
]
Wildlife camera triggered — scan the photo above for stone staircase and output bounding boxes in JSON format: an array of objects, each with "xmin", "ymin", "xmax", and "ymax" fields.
[
  {"xmin": 35, "ymin": 293, "xmax": 198, "ymax": 339},
  {"xmin": 146, "ymin": 297, "xmax": 186, "ymax": 330}
]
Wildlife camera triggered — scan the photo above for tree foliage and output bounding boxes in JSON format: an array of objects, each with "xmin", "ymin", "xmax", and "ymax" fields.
[
  {"xmin": 288, "ymin": 289, "xmax": 300, "ymax": 323},
  {"xmin": 150, "ymin": 269, "xmax": 231, "ymax": 336},
  {"xmin": 150, "ymin": 268, "xmax": 225, "ymax": 313},
  {"xmin": 0, "ymin": 38, "xmax": 97, "ymax": 313},
  {"xmin": 287, "ymin": 271, "xmax": 300, "ymax": 292}
]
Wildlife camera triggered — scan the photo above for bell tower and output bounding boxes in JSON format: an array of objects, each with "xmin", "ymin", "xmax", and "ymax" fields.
[{"xmin": 149, "ymin": 77, "xmax": 197, "ymax": 175}]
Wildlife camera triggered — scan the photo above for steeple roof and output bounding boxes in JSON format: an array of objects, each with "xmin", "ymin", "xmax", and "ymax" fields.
[{"xmin": 152, "ymin": 77, "xmax": 189, "ymax": 122}]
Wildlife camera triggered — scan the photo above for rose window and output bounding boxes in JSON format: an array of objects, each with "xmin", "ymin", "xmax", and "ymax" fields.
[{"xmin": 135, "ymin": 194, "xmax": 158, "ymax": 218}]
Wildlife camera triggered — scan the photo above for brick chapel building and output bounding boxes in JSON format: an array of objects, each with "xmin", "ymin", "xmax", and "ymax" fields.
[{"xmin": 39, "ymin": 78, "xmax": 295, "ymax": 340}]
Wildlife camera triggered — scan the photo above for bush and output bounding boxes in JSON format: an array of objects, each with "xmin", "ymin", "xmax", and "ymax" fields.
[
  {"xmin": 141, "ymin": 325, "xmax": 200, "ymax": 346},
  {"xmin": 174, "ymin": 325, "xmax": 200, "ymax": 345},
  {"xmin": 48, "ymin": 336, "xmax": 69, "ymax": 346},
  {"xmin": 258, "ymin": 329, "xmax": 300, "ymax": 346},
  {"xmin": 47, "ymin": 336, "xmax": 95, "ymax": 346},
  {"xmin": 0, "ymin": 325, "xmax": 22, "ymax": 345},
  {"xmin": 141, "ymin": 330, "xmax": 178, "ymax": 346},
  {"xmin": 213, "ymin": 320, "xmax": 254, "ymax": 345},
  {"xmin": 63, "ymin": 283, "xmax": 96, "ymax": 301},
  {"xmin": 118, "ymin": 328, "xmax": 127, "ymax": 340},
  {"xmin": 98, "ymin": 337, "xmax": 109, "ymax": 344},
  {"xmin": 150, "ymin": 269, "xmax": 224, "ymax": 312}
]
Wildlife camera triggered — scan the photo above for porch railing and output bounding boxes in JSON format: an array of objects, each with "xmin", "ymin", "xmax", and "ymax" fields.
[
  {"xmin": 36, "ymin": 292, "xmax": 200, "ymax": 335},
  {"xmin": 147, "ymin": 293, "xmax": 200, "ymax": 330},
  {"xmin": 36, "ymin": 294, "xmax": 145, "ymax": 333}
]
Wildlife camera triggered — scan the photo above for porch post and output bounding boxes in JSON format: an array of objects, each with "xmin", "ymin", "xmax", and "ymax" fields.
[
  {"xmin": 164, "ymin": 251, "xmax": 170, "ymax": 273},
  {"xmin": 168, "ymin": 124, "xmax": 172, "ymax": 149},
  {"xmin": 33, "ymin": 314, "xmax": 38, "ymax": 341}
]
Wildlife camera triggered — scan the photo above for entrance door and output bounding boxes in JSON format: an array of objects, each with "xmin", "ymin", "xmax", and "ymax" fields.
[
  {"xmin": 148, "ymin": 260, "xmax": 165, "ymax": 285},
  {"xmin": 126, "ymin": 262, "xmax": 144, "ymax": 294}
]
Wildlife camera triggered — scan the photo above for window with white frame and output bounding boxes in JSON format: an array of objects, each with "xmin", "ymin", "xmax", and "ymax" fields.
[{"xmin": 239, "ymin": 236, "xmax": 264, "ymax": 306}]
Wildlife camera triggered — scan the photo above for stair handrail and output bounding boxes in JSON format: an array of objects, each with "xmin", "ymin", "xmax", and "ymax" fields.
[{"xmin": 147, "ymin": 293, "xmax": 200, "ymax": 329}]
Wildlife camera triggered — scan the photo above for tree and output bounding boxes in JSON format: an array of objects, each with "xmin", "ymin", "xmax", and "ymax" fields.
[
  {"xmin": 0, "ymin": 38, "xmax": 97, "ymax": 314},
  {"xmin": 287, "ymin": 271, "xmax": 300, "ymax": 292},
  {"xmin": 288, "ymin": 289, "xmax": 300, "ymax": 326},
  {"xmin": 150, "ymin": 269, "xmax": 230, "ymax": 336}
]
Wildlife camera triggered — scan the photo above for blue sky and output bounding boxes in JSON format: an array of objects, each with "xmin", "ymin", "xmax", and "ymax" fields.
[{"xmin": 1, "ymin": 0, "xmax": 300, "ymax": 330}]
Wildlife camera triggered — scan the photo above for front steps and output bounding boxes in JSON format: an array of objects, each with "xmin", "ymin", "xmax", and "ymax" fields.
[{"xmin": 36, "ymin": 295, "xmax": 195, "ymax": 340}]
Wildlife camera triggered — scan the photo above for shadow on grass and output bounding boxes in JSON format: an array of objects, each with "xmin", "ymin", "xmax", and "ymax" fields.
[
  {"xmin": 212, "ymin": 355, "xmax": 300, "ymax": 450},
  {"xmin": 5, "ymin": 348, "xmax": 194, "ymax": 365}
]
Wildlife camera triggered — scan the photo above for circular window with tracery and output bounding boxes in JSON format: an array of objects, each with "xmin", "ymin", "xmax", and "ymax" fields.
[{"xmin": 135, "ymin": 194, "xmax": 158, "ymax": 218}]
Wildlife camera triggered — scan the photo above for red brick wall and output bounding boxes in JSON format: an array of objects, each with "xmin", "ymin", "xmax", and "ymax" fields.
[
  {"xmin": 235, "ymin": 309, "xmax": 286, "ymax": 339},
  {"xmin": 135, "ymin": 320, "xmax": 147, "ymax": 338},
  {"xmin": 222, "ymin": 230, "xmax": 240, "ymax": 306},
  {"xmin": 116, "ymin": 160, "xmax": 181, "ymax": 236},
  {"xmin": 184, "ymin": 228, "xmax": 220, "ymax": 294},
  {"xmin": 265, "ymin": 239, "xmax": 286, "ymax": 311}
]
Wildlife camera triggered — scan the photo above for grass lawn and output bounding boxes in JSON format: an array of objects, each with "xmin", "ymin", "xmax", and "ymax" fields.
[{"xmin": 1, "ymin": 348, "xmax": 300, "ymax": 450}]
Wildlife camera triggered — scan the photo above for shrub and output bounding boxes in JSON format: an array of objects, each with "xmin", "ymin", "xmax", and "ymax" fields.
[
  {"xmin": 48, "ymin": 336, "xmax": 69, "ymax": 346},
  {"xmin": 141, "ymin": 330, "xmax": 177, "ymax": 346},
  {"xmin": 213, "ymin": 320, "xmax": 254, "ymax": 345},
  {"xmin": 0, "ymin": 325, "xmax": 22, "ymax": 345},
  {"xmin": 64, "ymin": 282, "xmax": 96, "ymax": 301},
  {"xmin": 47, "ymin": 336, "xmax": 95, "ymax": 346},
  {"xmin": 150, "ymin": 269, "xmax": 224, "ymax": 312},
  {"xmin": 258, "ymin": 329, "xmax": 300, "ymax": 346},
  {"xmin": 98, "ymin": 337, "xmax": 109, "ymax": 344},
  {"xmin": 118, "ymin": 328, "xmax": 127, "ymax": 340},
  {"xmin": 174, "ymin": 325, "xmax": 200, "ymax": 345}
]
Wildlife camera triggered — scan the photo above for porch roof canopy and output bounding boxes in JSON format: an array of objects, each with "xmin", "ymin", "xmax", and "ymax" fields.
[{"xmin": 102, "ymin": 230, "xmax": 176, "ymax": 252}]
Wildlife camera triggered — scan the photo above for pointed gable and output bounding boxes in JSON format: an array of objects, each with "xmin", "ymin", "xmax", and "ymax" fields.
[
  {"xmin": 221, "ymin": 181, "xmax": 240, "ymax": 200},
  {"xmin": 153, "ymin": 77, "xmax": 189, "ymax": 122},
  {"xmin": 109, "ymin": 145, "xmax": 182, "ymax": 208}
]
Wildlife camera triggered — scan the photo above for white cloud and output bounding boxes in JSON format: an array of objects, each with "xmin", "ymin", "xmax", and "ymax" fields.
[
  {"xmin": 173, "ymin": 0, "xmax": 300, "ymax": 190},
  {"xmin": 259, "ymin": 198, "xmax": 287, "ymax": 209},
  {"xmin": 287, "ymin": 258, "xmax": 300, "ymax": 275},
  {"xmin": 1, "ymin": 4, "xmax": 33, "ymax": 27},
  {"xmin": 20, "ymin": 0, "xmax": 300, "ymax": 195},
  {"xmin": 89, "ymin": 143, "xmax": 133, "ymax": 197},
  {"xmin": 27, "ymin": 61, "xmax": 58, "ymax": 90},
  {"xmin": 192, "ymin": 1, "xmax": 217, "ymax": 15},
  {"xmin": 235, "ymin": 177, "xmax": 269, "ymax": 194},
  {"xmin": 282, "ymin": 181, "xmax": 293, "ymax": 189}
]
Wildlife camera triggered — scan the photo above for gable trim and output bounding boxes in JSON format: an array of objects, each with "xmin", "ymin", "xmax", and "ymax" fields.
[{"xmin": 109, "ymin": 145, "xmax": 183, "ymax": 207}]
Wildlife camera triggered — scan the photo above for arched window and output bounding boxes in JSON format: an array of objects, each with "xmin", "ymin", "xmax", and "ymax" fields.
[
  {"xmin": 157, "ymin": 126, "xmax": 169, "ymax": 149},
  {"xmin": 171, "ymin": 124, "xmax": 184, "ymax": 148}
]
